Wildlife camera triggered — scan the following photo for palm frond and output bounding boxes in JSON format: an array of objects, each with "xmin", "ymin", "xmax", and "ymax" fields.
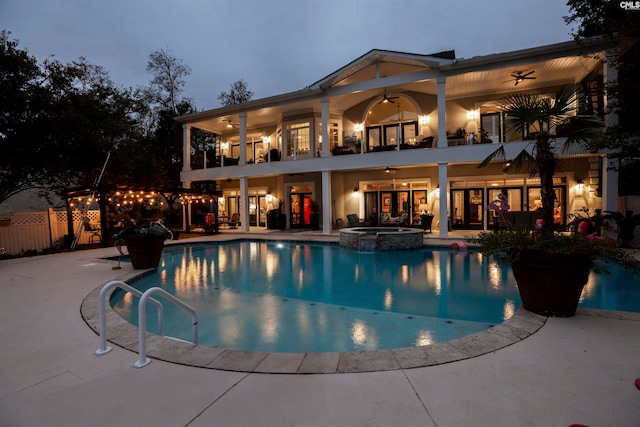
[
  {"xmin": 501, "ymin": 93, "xmax": 547, "ymax": 134},
  {"xmin": 561, "ymin": 114, "xmax": 605, "ymax": 154},
  {"xmin": 477, "ymin": 146, "xmax": 507, "ymax": 168},
  {"xmin": 504, "ymin": 149, "xmax": 536, "ymax": 174}
]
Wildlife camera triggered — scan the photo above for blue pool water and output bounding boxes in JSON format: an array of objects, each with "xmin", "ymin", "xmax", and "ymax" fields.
[{"xmin": 111, "ymin": 241, "xmax": 640, "ymax": 353}]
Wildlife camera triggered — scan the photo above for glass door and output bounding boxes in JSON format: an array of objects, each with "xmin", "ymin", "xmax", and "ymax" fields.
[
  {"xmin": 488, "ymin": 188, "xmax": 522, "ymax": 228},
  {"xmin": 412, "ymin": 190, "xmax": 428, "ymax": 224},
  {"xmin": 364, "ymin": 192, "xmax": 378, "ymax": 225},
  {"xmin": 290, "ymin": 192, "xmax": 313, "ymax": 228},
  {"xmin": 248, "ymin": 196, "xmax": 257, "ymax": 226},
  {"xmin": 258, "ymin": 195, "xmax": 266, "ymax": 227},
  {"xmin": 450, "ymin": 189, "xmax": 484, "ymax": 230},
  {"xmin": 366, "ymin": 126, "xmax": 381, "ymax": 152}
]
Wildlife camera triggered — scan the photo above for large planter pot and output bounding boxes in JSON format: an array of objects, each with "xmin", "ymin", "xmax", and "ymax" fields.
[
  {"xmin": 511, "ymin": 249, "xmax": 593, "ymax": 317},
  {"xmin": 124, "ymin": 237, "xmax": 166, "ymax": 269}
]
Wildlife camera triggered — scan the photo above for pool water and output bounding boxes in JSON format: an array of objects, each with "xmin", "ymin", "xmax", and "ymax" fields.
[{"xmin": 111, "ymin": 241, "xmax": 640, "ymax": 353}]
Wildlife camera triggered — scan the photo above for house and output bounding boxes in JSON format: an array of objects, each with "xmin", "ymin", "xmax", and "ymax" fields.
[{"xmin": 176, "ymin": 36, "xmax": 619, "ymax": 237}]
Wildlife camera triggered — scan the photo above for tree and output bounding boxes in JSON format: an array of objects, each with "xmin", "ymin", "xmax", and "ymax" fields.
[
  {"xmin": 564, "ymin": 0, "xmax": 640, "ymax": 190},
  {"xmin": 0, "ymin": 31, "xmax": 139, "ymax": 204},
  {"xmin": 145, "ymin": 47, "xmax": 192, "ymax": 112},
  {"xmin": 217, "ymin": 79, "xmax": 253, "ymax": 106}
]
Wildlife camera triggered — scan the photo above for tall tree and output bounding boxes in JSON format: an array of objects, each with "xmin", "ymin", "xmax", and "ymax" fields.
[
  {"xmin": 565, "ymin": 1, "xmax": 640, "ymax": 193},
  {"xmin": 145, "ymin": 47, "xmax": 192, "ymax": 113},
  {"xmin": 0, "ymin": 31, "xmax": 138, "ymax": 204},
  {"xmin": 217, "ymin": 79, "xmax": 253, "ymax": 106}
]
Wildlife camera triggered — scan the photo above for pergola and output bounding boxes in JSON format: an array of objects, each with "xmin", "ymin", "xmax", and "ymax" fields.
[{"xmin": 63, "ymin": 184, "xmax": 222, "ymax": 247}]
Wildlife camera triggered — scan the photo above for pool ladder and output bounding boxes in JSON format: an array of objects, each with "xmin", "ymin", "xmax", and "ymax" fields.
[{"xmin": 96, "ymin": 280, "xmax": 198, "ymax": 368}]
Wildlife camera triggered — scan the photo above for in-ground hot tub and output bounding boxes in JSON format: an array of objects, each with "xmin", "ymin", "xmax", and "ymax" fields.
[{"xmin": 340, "ymin": 227, "xmax": 424, "ymax": 251}]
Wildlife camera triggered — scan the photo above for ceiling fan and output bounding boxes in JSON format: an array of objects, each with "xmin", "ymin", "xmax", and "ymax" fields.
[
  {"xmin": 379, "ymin": 90, "xmax": 399, "ymax": 104},
  {"xmin": 224, "ymin": 119, "xmax": 237, "ymax": 129},
  {"xmin": 504, "ymin": 71, "xmax": 536, "ymax": 86}
]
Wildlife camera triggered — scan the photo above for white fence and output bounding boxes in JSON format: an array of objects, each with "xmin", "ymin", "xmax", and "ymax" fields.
[{"xmin": 0, "ymin": 209, "xmax": 101, "ymax": 255}]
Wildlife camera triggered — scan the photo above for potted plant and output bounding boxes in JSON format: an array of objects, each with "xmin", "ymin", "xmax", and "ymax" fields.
[
  {"xmin": 469, "ymin": 85, "xmax": 639, "ymax": 316},
  {"xmin": 114, "ymin": 221, "xmax": 171, "ymax": 269},
  {"xmin": 468, "ymin": 227, "xmax": 639, "ymax": 316}
]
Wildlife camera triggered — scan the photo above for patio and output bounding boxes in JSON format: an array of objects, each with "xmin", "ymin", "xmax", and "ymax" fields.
[{"xmin": 1, "ymin": 232, "xmax": 639, "ymax": 426}]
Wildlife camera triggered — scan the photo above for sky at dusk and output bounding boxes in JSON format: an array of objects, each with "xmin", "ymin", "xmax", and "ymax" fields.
[{"xmin": 1, "ymin": 0, "xmax": 576, "ymax": 111}]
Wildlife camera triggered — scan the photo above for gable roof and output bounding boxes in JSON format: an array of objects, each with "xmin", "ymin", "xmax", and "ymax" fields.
[{"xmin": 308, "ymin": 49, "xmax": 456, "ymax": 90}]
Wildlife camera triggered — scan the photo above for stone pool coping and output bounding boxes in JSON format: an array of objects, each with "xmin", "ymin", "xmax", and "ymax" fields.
[{"xmin": 81, "ymin": 274, "xmax": 640, "ymax": 374}]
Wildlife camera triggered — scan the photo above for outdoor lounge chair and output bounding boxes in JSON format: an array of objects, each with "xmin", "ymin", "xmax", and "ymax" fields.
[
  {"xmin": 346, "ymin": 213, "xmax": 365, "ymax": 227},
  {"xmin": 228, "ymin": 213, "xmax": 240, "ymax": 229},
  {"xmin": 420, "ymin": 213, "xmax": 434, "ymax": 233}
]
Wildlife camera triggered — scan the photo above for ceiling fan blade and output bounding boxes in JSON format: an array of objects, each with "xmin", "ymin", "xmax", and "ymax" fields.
[{"xmin": 521, "ymin": 71, "xmax": 535, "ymax": 78}]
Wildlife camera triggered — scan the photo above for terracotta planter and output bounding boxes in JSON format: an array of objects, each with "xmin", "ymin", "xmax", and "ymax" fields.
[
  {"xmin": 511, "ymin": 249, "xmax": 593, "ymax": 317},
  {"xmin": 124, "ymin": 237, "xmax": 166, "ymax": 269}
]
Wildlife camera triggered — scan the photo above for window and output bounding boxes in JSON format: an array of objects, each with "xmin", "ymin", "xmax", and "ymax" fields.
[
  {"xmin": 480, "ymin": 113, "xmax": 504, "ymax": 143},
  {"xmin": 285, "ymin": 122, "xmax": 311, "ymax": 157},
  {"xmin": 318, "ymin": 121, "xmax": 339, "ymax": 154}
]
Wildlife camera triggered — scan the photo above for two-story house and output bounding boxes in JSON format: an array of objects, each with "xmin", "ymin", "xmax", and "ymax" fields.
[{"xmin": 176, "ymin": 36, "xmax": 618, "ymax": 237}]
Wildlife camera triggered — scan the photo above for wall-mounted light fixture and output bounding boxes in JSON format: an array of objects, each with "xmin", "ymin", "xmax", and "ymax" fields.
[
  {"xmin": 577, "ymin": 178, "xmax": 584, "ymax": 189},
  {"xmin": 467, "ymin": 110, "xmax": 478, "ymax": 120},
  {"xmin": 354, "ymin": 123, "xmax": 363, "ymax": 132},
  {"xmin": 385, "ymin": 167, "xmax": 391, "ymax": 173},
  {"xmin": 420, "ymin": 115, "xmax": 430, "ymax": 125},
  {"xmin": 353, "ymin": 187, "xmax": 359, "ymax": 192}
]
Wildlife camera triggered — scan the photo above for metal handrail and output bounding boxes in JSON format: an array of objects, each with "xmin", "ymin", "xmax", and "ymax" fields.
[
  {"xmin": 135, "ymin": 287, "xmax": 198, "ymax": 368},
  {"xmin": 96, "ymin": 280, "xmax": 164, "ymax": 355}
]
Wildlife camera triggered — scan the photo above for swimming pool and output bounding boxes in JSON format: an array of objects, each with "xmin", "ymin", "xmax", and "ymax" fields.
[{"xmin": 110, "ymin": 240, "xmax": 640, "ymax": 353}]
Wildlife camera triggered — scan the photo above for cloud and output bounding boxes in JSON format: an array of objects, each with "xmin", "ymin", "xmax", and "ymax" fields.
[{"xmin": 1, "ymin": 0, "xmax": 572, "ymax": 109}]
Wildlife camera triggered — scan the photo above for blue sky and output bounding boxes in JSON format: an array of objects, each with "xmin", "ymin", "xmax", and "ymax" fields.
[{"xmin": 1, "ymin": 0, "xmax": 575, "ymax": 110}]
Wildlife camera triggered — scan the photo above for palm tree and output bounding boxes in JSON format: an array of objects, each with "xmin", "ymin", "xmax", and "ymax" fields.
[{"xmin": 479, "ymin": 85, "xmax": 604, "ymax": 237}]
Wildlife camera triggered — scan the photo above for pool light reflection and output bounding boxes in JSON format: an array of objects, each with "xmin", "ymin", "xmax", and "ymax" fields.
[
  {"xmin": 502, "ymin": 299, "xmax": 516, "ymax": 320},
  {"xmin": 384, "ymin": 289, "xmax": 393, "ymax": 310},
  {"xmin": 415, "ymin": 330, "xmax": 434, "ymax": 346}
]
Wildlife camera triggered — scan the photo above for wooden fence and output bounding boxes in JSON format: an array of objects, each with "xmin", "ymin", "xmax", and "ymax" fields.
[{"xmin": 0, "ymin": 209, "xmax": 101, "ymax": 255}]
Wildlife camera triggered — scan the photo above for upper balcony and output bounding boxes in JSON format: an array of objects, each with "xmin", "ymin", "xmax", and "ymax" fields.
[{"xmin": 178, "ymin": 39, "xmax": 608, "ymax": 181}]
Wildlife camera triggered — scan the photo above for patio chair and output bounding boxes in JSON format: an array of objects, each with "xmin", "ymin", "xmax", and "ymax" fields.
[
  {"xmin": 83, "ymin": 217, "xmax": 101, "ymax": 244},
  {"xmin": 346, "ymin": 213, "xmax": 364, "ymax": 227},
  {"xmin": 420, "ymin": 214, "xmax": 434, "ymax": 233},
  {"xmin": 228, "ymin": 213, "xmax": 240, "ymax": 229}
]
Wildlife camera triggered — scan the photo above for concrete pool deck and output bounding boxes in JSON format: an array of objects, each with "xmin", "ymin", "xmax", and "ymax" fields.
[{"xmin": 2, "ymin": 231, "xmax": 640, "ymax": 426}]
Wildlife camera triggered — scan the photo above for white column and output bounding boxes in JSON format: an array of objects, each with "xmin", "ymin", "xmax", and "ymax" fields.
[
  {"xmin": 322, "ymin": 170, "xmax": 332, "ymax": 234},
  {"xmin": 239, "ymin": 112, "xmax": 247, "ymax": 165},
  {"xmin": 182, "ymin": 124, "xmax": 191, "ymax": 171},
  {"xmin": 321, "ymin": 97, "xmax": 329, "ymax": 157},
  {"xmin": 436, "ymin": 76, "xmax": 447, "ymax": 148},
  {"xmin": 438, "ymin": 162, "xmax": 448, "ymax": 238},
  {"xmin": 240, "ymin": 177, "xmax": 249, "ymax": 232}
]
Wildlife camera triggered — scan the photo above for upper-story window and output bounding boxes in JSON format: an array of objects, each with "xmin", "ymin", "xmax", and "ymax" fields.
[
  {"xmin": 318, "ymin": 121, "xmax": 340, "ymax": 155},
  {"xmin": 285, "ymin": 122, "xmax": 311, "ymax": 158}
]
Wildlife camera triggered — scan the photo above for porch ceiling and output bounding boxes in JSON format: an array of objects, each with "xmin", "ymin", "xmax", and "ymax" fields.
[{"xmin": 184, "ymin": 51, "xmax": 602, "ymax": 135}]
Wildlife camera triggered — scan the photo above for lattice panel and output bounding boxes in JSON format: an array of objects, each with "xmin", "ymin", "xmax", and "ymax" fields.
[{"xmin": 3, "ymin": 212, "xmax": 48, "ymax": 225}]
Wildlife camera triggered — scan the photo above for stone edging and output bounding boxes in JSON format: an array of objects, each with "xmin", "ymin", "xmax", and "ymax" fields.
[{"xmin": 81, "ymin": 276, "xmax": 553, "ymax": 374}]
